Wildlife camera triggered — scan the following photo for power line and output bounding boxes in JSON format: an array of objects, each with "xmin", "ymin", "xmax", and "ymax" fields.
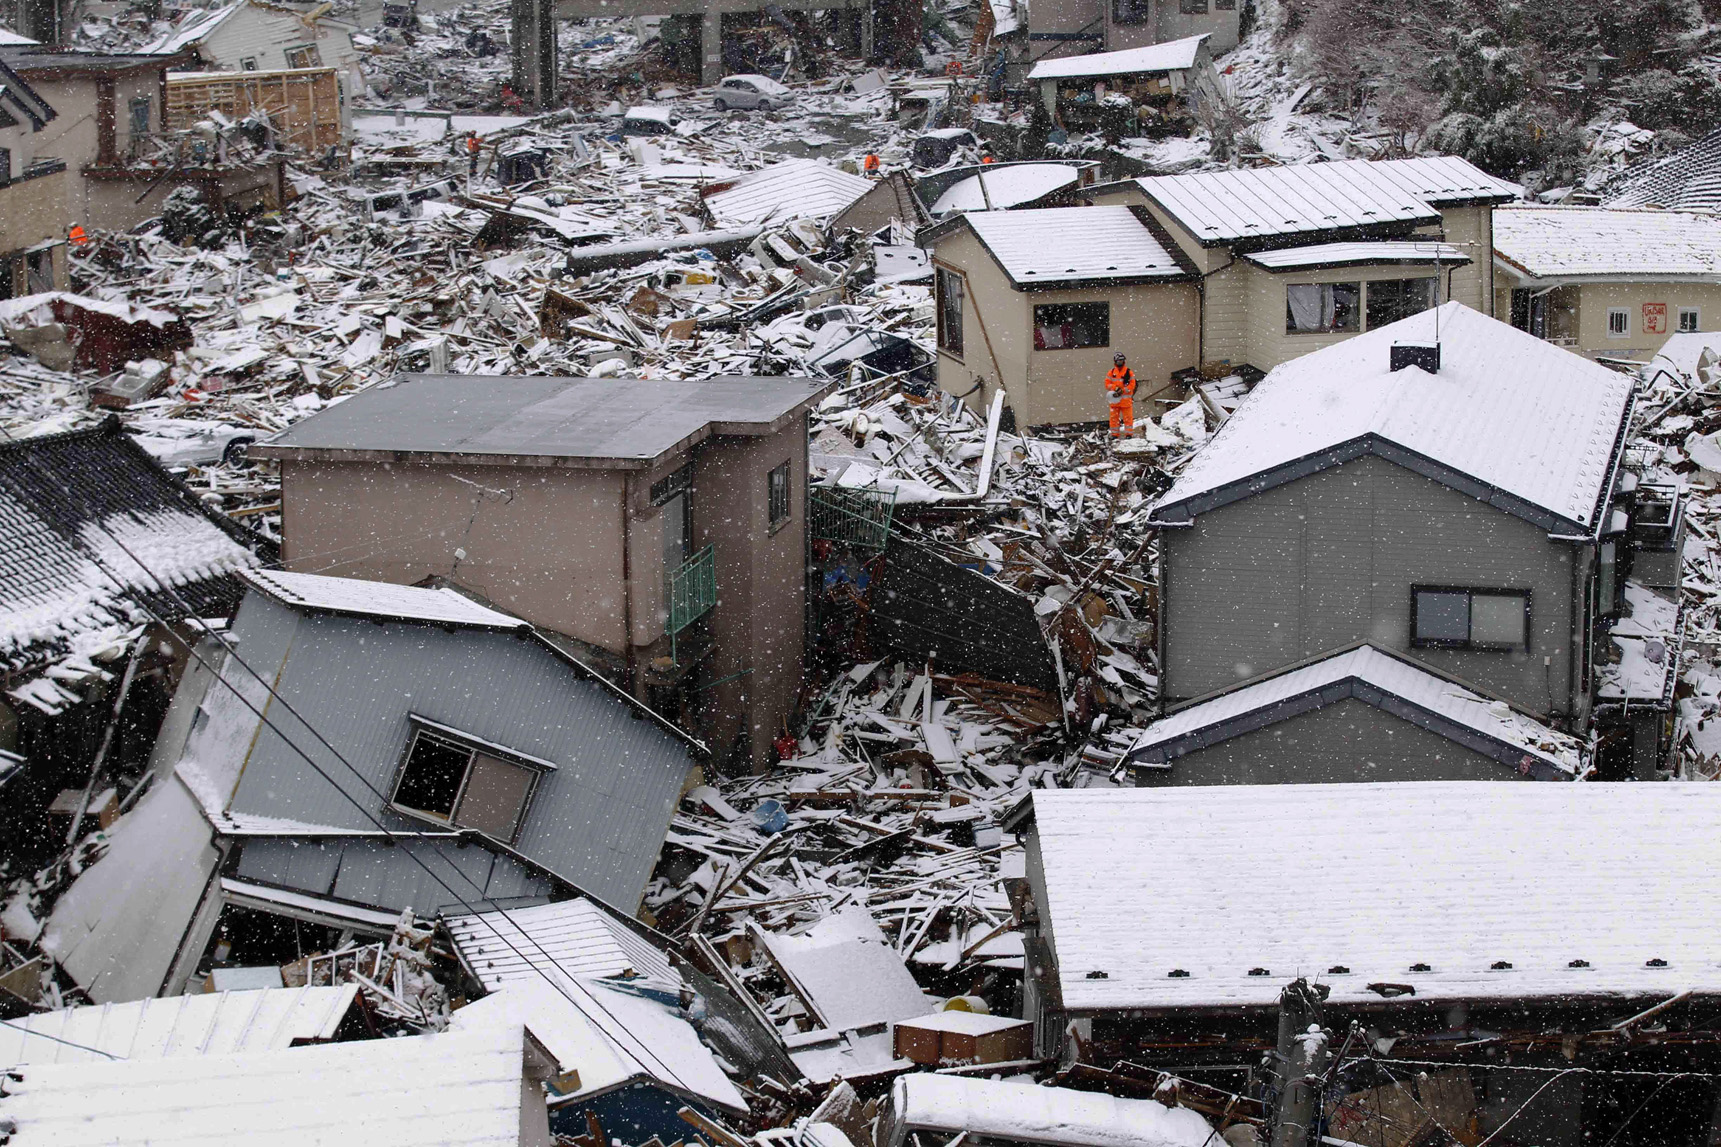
[
  {"xmin": 0, "ymin": 1017, "xmax": 123, "ymax": 1062},
  {"xmin": 0, "ymin": 426, "xmax": 701, "ymax": 1095},
  {"xmin": 1359, "ymin": 1055, "xmax": 1721, "ymax": 1082}
]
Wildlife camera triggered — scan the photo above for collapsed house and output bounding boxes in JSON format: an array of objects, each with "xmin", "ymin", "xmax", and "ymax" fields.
[
  {"xmin": 1141, "ymin": 303, "xmax": 1678, "ymax": 781},
  {"xmin": 251, "ymin": 373, "xmax": 834, "ymax": 771},
  {"xmin": 1493, "ymin": 205, "xmax": 1721, "ymax": 359},
  {"xmin": 1083, "ymin": 155, "xmax": 1519, "ymax": 375},
  {"xmin": 1605, "ymin": 122, "xmax": 1721, "ymax": 215},
  {"xmin": 1025, "ymin": 33, "xmax": 1215, "ymax": 134},
  {"xmin": 39, "ymin": 568, "xmax": 704, "ymax": 1002},
  {"xmin": 1007, "ymin": 782, "xmax": 1721, "ymax": 1146},
  {"xmin": 144, "ymin": 0, "xmax": 366, "ymax": 107},
  {"xmin": 0, "ymin": 418, "xmax": 263, "ymax": 863}
]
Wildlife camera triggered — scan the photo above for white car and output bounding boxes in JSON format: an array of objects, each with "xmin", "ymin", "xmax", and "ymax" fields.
[
  {"xmin": 127, "ymin": 417, "xmax": 256, "ymax": 467},
  {"xmin": 713, "ymin": 74, "xmax": 793, "ymax": 112}
]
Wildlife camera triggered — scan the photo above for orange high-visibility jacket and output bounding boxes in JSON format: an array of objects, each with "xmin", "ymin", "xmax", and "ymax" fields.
[{"xmin": 1105, "ymin": 365, "xmax": 1137, "ymax": 400}]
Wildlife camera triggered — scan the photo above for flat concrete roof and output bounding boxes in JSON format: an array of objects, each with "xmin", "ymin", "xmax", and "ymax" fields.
[{"xmin": 252, "ymin": 374, "xmax": 835, "ymax": 469}]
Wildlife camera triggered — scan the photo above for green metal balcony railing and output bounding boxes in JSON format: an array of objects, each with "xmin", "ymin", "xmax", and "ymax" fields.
[
  {"xmin": 810, "ymin": 485, "xmax": 896, "ymax": 554},
  {"xmin": 667, "ymin": 544, "xmax": 717, "ymax": 650}
]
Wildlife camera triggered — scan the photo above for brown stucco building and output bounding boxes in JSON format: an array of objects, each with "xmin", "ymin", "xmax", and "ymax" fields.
[{"xmin": 251, "ymin": 373, "xmax": 833, "ymax": 772}]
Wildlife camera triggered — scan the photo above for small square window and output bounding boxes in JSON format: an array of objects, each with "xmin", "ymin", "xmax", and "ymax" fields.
[
  {"xmin": 1412, "ymin": 587, "xmax": 1529, "ymax": 653},
  {"xmin": 1033, "ymin": 301, "xmax": 1110, "ymax": 350},
  {"xmin": 768, "ymin": 461, "xmax": 791, "ymax": 528},
  {"xmin": 393, "ymin": 725, "xmax": 544, "ymax": 842},
  {"xmin": 1679, "ymin": 307, "xmax": 1700, "ymax": 334},
  {"xmin": 1607, "ymin": 308, "xmax": 1629, "ymax": 337}
]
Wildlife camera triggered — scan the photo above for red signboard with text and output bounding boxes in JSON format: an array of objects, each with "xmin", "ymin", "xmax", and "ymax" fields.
[{"xmin": 1644, "ymin": 302, "xmax": 1668, "ymax": 335}]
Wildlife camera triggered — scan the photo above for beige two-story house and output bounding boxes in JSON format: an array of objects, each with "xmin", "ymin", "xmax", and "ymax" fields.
[
  {"xmin": 0, "ymin": 53, "xmax": 63, "ymax": 298},
  {"xmin": 252, "ymin": 373, "xmax": 833, "ymax": 772},
  {"xmin": 922, "ymin": 204, "xmax": 1200, "ymax": 428},
  {"xmin": 1084, "ymin": 155, "xmax": 1520, "ymax": 375}
]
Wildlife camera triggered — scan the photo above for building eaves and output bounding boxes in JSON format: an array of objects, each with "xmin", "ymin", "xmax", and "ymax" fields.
[{"xmin": 0, "ymin": 56, "xmax": 54, "ymax": 129}]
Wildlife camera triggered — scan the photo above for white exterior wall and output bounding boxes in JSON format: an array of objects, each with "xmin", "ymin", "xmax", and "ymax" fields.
[{"xmin": 193, "ymin": 4, "xmax": 365, "ymax": 99}]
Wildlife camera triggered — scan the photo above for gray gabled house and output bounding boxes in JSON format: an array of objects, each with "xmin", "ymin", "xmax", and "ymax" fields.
[
  {"xmin": 42, "ymin": 568, "xmax": 703, "ymax": 1002},
  {"xmin": 1132, "ymin": 302, "xmax": 1680, "ymax": 783}
]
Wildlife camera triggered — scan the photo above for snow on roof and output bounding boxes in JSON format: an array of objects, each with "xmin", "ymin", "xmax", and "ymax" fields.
[
  {"xmin": 1136, "ymin": 156, "xmax": 1518, "ymax": 246},
  {"xmin": 445, "ymin": 897, "xmax": 678, "ymax": 995},
  {"xmin": 0, "ymin": 986, "xmax": 359, "ymax": 1068},
  {"xmin": 988, "ymin": 0, "xmax": 1018, "ymax": 35},
  {"xmin": 0, "ymin": 421, "xmax": 259, "ymax": 682},
  {"xmin": 242, "ymin": 568, "xmax": 525, "ymax": 629},
  {"xmin": 1244, "ymin": 240, "xmax": 1468, "ymax": 270},
  {"xmin": 957, "ymin": 206, "xmax": 1188, "ymax": 287},
  {"xmin": 0, "ymin": 26, "xmax": 39, "ymax": 44},
  {"xmin": 1026, "ymin": 33, "xmax": 1208, "ymax": 81},
  {"xmin": 1127, "ymin": 645, "xmax": 1581, "ymax": 776},
  {"xmin": 1598, "ymin": 581, "xmax": 1679, "ymax": 706},
  {"xmin": 930, "ymin": 163, "xmax": 1080, "ymax": 214},
  {"xmin": 890, "ymin": 1075, "xmax": 1218, "ymax": 1147},
  {"xmin": 447, "ymin": 977, "xmax": 748, "ymax": 1115},
  {"xmin": 1494, "ymin": 205, "xmax": 1721, "ymax": 280},
  {"xmin": 1027, "ymin": 781, "xmax": 1721, "ymax": 1012},
  {"xmin": 1607, "ymin": 125, "xmax": 1721, "ymax": 215},
  {"xmin": 142, "ymin": 2, "xmax": 238, "ymax": 54},
  {"xmin": 757, "ymin": 905, "xmax": 931, "ymax": 1030},
  {"xmin": 0, "ymin": 1024, "xmax": 535, "ymax": 1147},
  {"xmin": 1150, "ymin": 303, "xmax": 1633, "ymax": 534},
  {"xmin": 703, "ymin": 159, "xmax": 872, "ymax": 226}
]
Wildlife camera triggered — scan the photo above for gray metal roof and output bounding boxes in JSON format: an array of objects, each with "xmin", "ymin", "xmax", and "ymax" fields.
[{"xmin": 254, "ymin": 374, "xmax": 833, "ymax": 468}]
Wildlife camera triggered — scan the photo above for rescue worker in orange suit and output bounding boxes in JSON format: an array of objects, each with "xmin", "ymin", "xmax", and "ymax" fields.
[
  {"xmin": 1105, "ymin": 352, "xmax": 1137, "ymax": 440},
  {"xmin": 863, "ymin": 152, "xmax": 880, "ymax": 178}
]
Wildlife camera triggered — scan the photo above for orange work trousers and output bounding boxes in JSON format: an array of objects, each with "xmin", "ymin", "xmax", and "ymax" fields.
[{"xmin": 1109, "ymin": 397, "xmax": 1134, "ymax": 438}]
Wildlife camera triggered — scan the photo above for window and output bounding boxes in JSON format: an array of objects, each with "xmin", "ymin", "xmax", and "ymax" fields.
[
  {"xmin": 284, "ymin": 44, "xmax": 322, "ymax": 68},
  {"xmin": 1607, "ymin": 307, "xmax": 1629, "ymax": 337},
  {"xmin": 392, "ymin": 723, "xmax": 545, "ymax": 842},
  {"xmin": 128, "ymin": 96, "xmax": 150, "ymax": 137},
  {"xmin": 240, "ymin": 56, "xmax": 259, "ymax": 70},
  {"xmin": 1113, "ymin": 0, "xmax": 1151, "ymax": 25},
  {"xmin": 1286, "ymin": 282, "xmax": 1359, "ymax": 333},
  {"xmin": 1032, "ymin": 302, "xmax": 1110, "ymax": 350},
  {"xmin": 0, "ymin": 146, "xmax": 10, "ymax": 188},
  {"xmin": 24, "ymin": 248, "xmax": 53, "ymax": 294},
  {"xmin": 1598, "ymin": 541, "xmax": 1618, "ymax": 619},
  {"xmin": 1214, "ymin": 0, "xmax": 1234, "ymax": 8},
  {"xmin": 1679, "ymin": 307, "xmax": 1700, "ymax": 334},
  {"xmin": 768, "ymin": 461, "xmax": 791, "ymax": 528},
  {"xmin": 1365, "ymin": 277, "xmax": 1437, "ymax": 329},
  {"xmin": 654, "ymin": 467, "xmax": 692, "ymax": 567},
  {"xmin": 1179, "ymin": 0, "xmax": 1207, "ymax": 10},
  {"xmin": 1411, "ymin": 587, "xmax": 1530, "ymax": 653},
  {"xmin": 936, "ymin": 268, "xmax": 964, "ymax": 358}
]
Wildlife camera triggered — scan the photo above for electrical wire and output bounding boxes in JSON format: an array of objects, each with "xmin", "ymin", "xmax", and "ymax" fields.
[
  {"xmin": 0, "ymin": 426, "xmax": 703, "ymax": 1094},
  {"xmin": 0, "ymin": 1017, "xmax": 123, "ymax": 1062}
]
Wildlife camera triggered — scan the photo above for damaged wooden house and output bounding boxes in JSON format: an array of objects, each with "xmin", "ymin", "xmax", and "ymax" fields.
[
  {"xmin": 1134, "ymin": 302, "xmax": 1679, "ymax": 783},
  {"xmin": 0, "ymin": 417, "xmax": 264, "ymax": 868},
  {"xmin": 1006, "ymin": 782, "xmax": 1721, "ymax": 1146},
  {"xmin": 38, "ymin": 568, "xmax": 704, "ymax": 1003},
  {"xmin": 250, "ymin": 372, "xmax": 833, "ymax": 771}
]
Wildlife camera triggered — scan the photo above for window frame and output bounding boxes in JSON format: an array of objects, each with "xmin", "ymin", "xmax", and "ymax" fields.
[
  {"xmin": 1410, "ymin": 585, "xmax": 1532, "ymax": 653},
  {"xmin": 1679, "ymin": 306, "xmax": 1700, "ymax": 334},
  {"xmin": 389, "ymin": 716, "xmax": 552, "ymax": 844},
  {"xmin": 1364, "ymin": 276, "xmax": 1438, "ymax": 330},
  {"xmin": 1285, "ymin": 280, "xmax": 1360, "ymax": 334},
  {"xmin": 1179, "ymin": 0, "xmax": 1208, "ymax": 11},
  {"xmin": 935, "ymin": 267, "xmax": 964, "ymax": 359},
  {"xmin": 1112, "ymin": 0, "xmax": 1152, "ymax": 25},
  {"xmin": 767, "ymin": 460, "xmax": 791, "ymax": 531},
  {"xmin": 1031, "ymin": 300, "xmax": 1111, "ymax": 351},
  {"xmin": 1606, "ymin": 307, "xmax": 1629, "ymax": 338}
]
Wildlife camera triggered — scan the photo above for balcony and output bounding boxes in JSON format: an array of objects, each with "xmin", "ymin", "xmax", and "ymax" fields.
[{"xmin": 667, "ymin": 544, "xmax": 717, "ymax": 641}]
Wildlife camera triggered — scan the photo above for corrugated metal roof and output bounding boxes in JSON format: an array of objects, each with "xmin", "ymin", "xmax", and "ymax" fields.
[
  {"xmin": 1128, "ymin": 645, "xmax": 1581, "ymax": 773},
  {"xmin": 1029, "ymin": 782, "xmax": 1721, "ymax": 1012},
  {"xmin": 1494, "ymin": 205, "xmax": 1721, "ymax": 279},
  {"xmin": 446, "ymin": 897, "xmax": 678, "ymax": 994},
  {"xmin": 0, "ymin": 1025, "xmax": 533, "ymax": 1147},
  {"xmin": 1026, "ymin": 33, "xmax": 1207, "ymax": 80},
  {"xmin": 255, "ymin": 374, "xmax": 829, "ymax": 464},
  {"xmin": 1606, "ymin": 126, "xmax": 1721, "ymax": 214},
  {"xmin": 243, "ymin": 569, "xmax": 525, "ymax": 629},
  {"xmin": 702, "ymin": 159, "xmax": 872, "ymax": 227},
  {"xmin": 961, "ymin": 206, "xmax": 1187, "ymax": 286},
  {"xmin": 1136, "ymin": 156, "xmax": 1518, "ymax": 246},
  {"xmin": 1243, "ymin": 239, "xmax": 1467, "ymax": 270},
  {"xmin": 1150, "ymin": 303, "xmax": 1633, "ymax": 533},
  {"xmin": 0, "ymin": 986, "xmax": 359, "ymax": 1067}
]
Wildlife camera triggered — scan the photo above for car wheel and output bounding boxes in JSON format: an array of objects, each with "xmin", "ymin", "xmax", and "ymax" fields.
[
  {"xmin": 223, "ymin": 436, "xmax": 255, "ymax": 466},
  {"xmin": 714, "ymin": 97, "xmax": 728, "ymax": 110}
]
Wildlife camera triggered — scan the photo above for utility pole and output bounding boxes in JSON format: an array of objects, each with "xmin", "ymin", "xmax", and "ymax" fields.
[{"xmin": 1268, "ymin": 979, "xmax": 1331, "ymax": 1147}]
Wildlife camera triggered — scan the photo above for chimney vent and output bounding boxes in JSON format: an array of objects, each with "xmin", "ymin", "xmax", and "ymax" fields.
[{"xmin": 1390, "ymin": 342, "xmax": 1440, "ymax": 373}]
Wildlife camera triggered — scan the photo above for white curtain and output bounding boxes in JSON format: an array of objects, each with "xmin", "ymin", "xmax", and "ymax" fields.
[{"xmin": 1287, "ymin": 283, "xmax": 1324, "ymax": 331}]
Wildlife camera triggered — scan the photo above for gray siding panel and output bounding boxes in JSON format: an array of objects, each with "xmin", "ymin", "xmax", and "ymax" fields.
[
  {"xmin": 1164, "ymin": 455, "xmax": 1575, "ymax": 712},
  {"xmin": 233, "ymin": 837, "xmax": 556, "ymax": 917},
  {"xmin": 220, "ymin": 595, "xmax": 691, "ymax": 911},
  {"xmin": 1138, "ymin": 696, "xmax": 1517, "ymax": 785}
]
